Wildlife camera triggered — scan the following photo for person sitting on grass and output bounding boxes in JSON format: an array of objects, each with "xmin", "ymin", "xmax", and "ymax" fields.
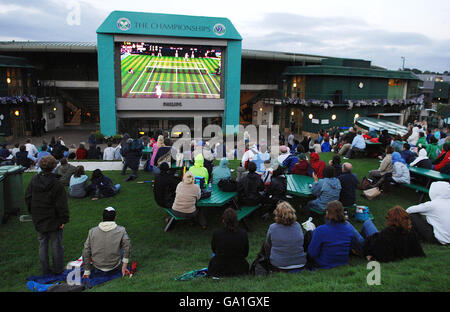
[
  {"xmin": 69, "ymin": 166, "xmax": 89, "ymax": 198},
  {"xmin": 16, "ymin": 145, "xmax": 36, "ymax": 169},
  {"xmin": 345, "ymin": 131, "xmax": 366, "ymax": 159},
  {"xmin": 82, "ymin": 207, "xmax": 131, "ymax": 279},
  {"xmin": 329, "ymin": 154, "xmax": 342, "ymax": 177},
  {"xmin": 211, "ymin": 157, "xmax": 231, "ymax": 184},
  {"xmin": 56, "ymin": 157, "xmax": 76, "ymax": 187},
  {"xmin": 207, "ymin": 208, "xmax": 249, "ymax": 278},
  {"xmin": 171, "ymin": 171, "xmax": 207, "ymax": 230},
  {"xmin": 337, "ymin": 163, "xmax": 359, "ymax": 208},
  {"xmin": 406, "ymin": 181, "xmax": 450, "ymax": 245},
  {"xmin": 304, "ymin": 200, "xmax": 354, "ymax": 269},
  {"xmin": 302, "ymin": 165, "xmax": 341, "ymax": 217},
  {"xmin": 373, "ymin": 152, "xmax": 410, "ymax": 193},
  {"xmin": 292, "ymin": 153, "xmax": 313, "ymax": 176},
  {"xmin": 90, "ymin": 169, "xmax": 120, "ymax": 201},
  {"xmin": 36, "ymin": 144, "xmax": 52, "ymax": 169},
  {"xmin": 261, "ymin": 201, "xmax": 307, "ymax": 272},
  {"xmin": 309, "ymin": 152, "xmax": 326, "ymax": 178},
  {"xmin": 349, "ymin": 206, "xmax": 425, "ymax": 262},
  {"xmin": 237, "ymin": 161, "xmax": 265, "ymax": 207},
  {"xmin": 153, "ymin": 162, "xmax": 178, "ymax": 209},
  {"xmin": 25, "ymin": 155, "xmax": 69, "ymax": 275},
  {"xmin": 368, "ymin": 145, "xmax": 394, "ymax": 184},
  {"xmin": 321, "ymin": 137, "xmax": 331, "ymax": 152}
]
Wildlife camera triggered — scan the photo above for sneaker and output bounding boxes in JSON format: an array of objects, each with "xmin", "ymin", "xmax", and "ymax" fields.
[{"xmin": 343, "ymin": 157, "xmax": 349, "ymax": 160}]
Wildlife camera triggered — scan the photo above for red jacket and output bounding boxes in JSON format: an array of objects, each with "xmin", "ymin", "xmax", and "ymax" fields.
[
  {"xmin": 310, "ymin": 152, "xmax": 326, "ymax": 178},
  {"xmin": 434, "ymin": 151, "xmax": 450, "ymax": 172},
  {"xmin": 292, "ymin": 160, "xmax": 311, "ymax": 176},
  {"xmin": 76, "ymin": 148, "xmax": 87, "ymax": 160}
]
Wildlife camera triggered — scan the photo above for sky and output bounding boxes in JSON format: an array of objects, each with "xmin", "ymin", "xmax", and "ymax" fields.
[{"xmin": 1, "ymin": 0, "xmax": 449, "ymax": 72}]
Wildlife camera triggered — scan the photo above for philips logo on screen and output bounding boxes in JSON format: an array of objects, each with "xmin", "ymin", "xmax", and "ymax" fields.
[
  {"xmin": 117, "ymin": 18, "xmax": 131, "ymax": 31},
  {"xmin": 213, "ymin": 23, "xmax": 226, "ymax": 36}
]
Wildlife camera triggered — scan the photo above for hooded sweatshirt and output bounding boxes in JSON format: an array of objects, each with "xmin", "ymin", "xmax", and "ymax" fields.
[
  {"xmin": 189, "ymin": 154, "xmax": 210, "ymax": 184},
  {"xmin": 82, "ymin": 221, "xmax": 131, "ymax": 275},
  {"xmin": 310, "ymin": 152, "xmax": 326, "ymax": 178},
  {"xmin": 25, "ymin": 172, "xmax": 69, "ymax": 233},
  {"xmin": 410, "ymin": 148, "xmax": 432, "ymax": 169},
  {"xmin": 212, "ymin": 158, "xmax": 231, "ymax": 184},
  {"xmin": 406, "ymin": 181, "xmax": 450, "ymax": 244},
  {"xmin": 392, "ymin": 152, "xmax": 410, "ymax": 184},
  {"xmin": 407, "ymin": 127, "xmax": 420, "ymax": 146},
  {"xmin": 69, "ymin": 174, "xmax": 89, "ymax": 198},
  {"xmin": 310, "ymin": 177, "xmax": 342, "ymax": 211}
]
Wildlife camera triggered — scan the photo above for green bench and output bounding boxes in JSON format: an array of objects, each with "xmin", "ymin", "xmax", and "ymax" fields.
[
  {"xmin": 236, "ymin": 205, "xmax": 260, "ymax": 231},
  {"xmin": 237, "ymin": 205, "xmax": 259, "ymax": 221},
  {"xmin": 163, "ymin": 208, "xmax": 187, "ymax": 232}
]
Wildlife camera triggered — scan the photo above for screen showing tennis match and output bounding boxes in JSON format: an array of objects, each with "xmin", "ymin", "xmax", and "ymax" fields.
[{"xmin": 120, "ymin": 41, "xmax": 222, "ymax": 99}]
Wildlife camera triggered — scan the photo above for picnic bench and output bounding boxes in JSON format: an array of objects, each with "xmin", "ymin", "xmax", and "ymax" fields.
[
  {"xmin": 406, "ymin": 166, "xmax": 450, "ymax": 201},
  {"xmin": 286, "ymin": 174, "xmax": 314, "ymax": 198}
]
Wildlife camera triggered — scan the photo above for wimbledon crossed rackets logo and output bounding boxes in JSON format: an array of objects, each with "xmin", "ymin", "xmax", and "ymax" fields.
[
  {"xmin": 117, "ymin": 17, "xmax": 131, "ymax": 31},
  {"xmin": 213, "ymin": 23, "xmax": 226, "ymax": 36}
]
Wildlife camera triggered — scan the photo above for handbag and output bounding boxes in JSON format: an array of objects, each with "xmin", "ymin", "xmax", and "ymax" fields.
[
  {"xmin": 218, "ymin": 178, "xmax": 238, "ymax": 192},
  {"xmin": 362, "ymin": 187, "xmax": 381, "ymax": 200}
]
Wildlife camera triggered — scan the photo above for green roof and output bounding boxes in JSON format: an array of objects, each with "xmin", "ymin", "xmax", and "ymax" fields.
[
  {"xmin": 283, "ymin": 65, "xmax": 420, "ymax": 80},
  {"xmin": 0, "ymin": 55, "xmax": 34, "ymax": 68}
]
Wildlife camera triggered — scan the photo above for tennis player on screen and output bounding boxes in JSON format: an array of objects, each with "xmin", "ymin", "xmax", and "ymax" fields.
[{"xmin": 155, "ymin": 83, "xmax": 162, "ymax": 98}]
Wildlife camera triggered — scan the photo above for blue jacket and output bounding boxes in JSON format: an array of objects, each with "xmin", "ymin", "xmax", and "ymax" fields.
[
  {"xmin": 321, "ymin": 142, "xmax": 331, "ymax": 152},
  {"xmin": 307, "ymin": 221, "xmax": 355, "ymax": 269},
  {"xmin": 310, "ymin": 177, "xmax": 342, "ymax": 211},
  {"xmin": 400, "ymin": 150, "xmax": 416, "ymax": 165},
  {"xmin": 282, "ymin": 154, "xmax": 299, "ymax": 173}
]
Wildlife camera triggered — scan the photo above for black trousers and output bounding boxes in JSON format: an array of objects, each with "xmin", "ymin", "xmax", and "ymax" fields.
[{"xmin": 409, "ymin": 213, "xmax": 439, "ymax": 244}]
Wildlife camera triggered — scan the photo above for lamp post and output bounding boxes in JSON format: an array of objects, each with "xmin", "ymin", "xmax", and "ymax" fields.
[{"xmin": 401, "ymin": 57, "xmax": 405, "ymax": 71}]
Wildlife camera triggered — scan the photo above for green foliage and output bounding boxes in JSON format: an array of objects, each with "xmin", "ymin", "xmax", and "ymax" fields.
[{"xmin": 0, "ymin": 153, "xmax": 448, "ymax": 292}]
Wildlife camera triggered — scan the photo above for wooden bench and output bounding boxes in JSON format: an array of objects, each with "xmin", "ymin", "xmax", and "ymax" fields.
[{"xmin": 163, "ymin": 208, "xmax": 187, "ymax": 232}]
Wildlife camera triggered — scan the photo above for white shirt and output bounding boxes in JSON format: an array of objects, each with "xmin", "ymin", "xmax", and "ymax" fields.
[
  {"xmin": 103, "ymin": 147, "xmax": 116, "ymax": 160},
  {"xmin": 25, "ymin": 143, "xmax": 38, "ymax": 158}
]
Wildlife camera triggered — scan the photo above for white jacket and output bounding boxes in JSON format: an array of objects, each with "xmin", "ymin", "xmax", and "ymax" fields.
[{"xmin": 406, "ymin": 181, "xmax": 450, "ymax": 244}]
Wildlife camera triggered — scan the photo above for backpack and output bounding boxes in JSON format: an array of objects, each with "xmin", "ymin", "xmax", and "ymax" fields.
[
  {"xmin": 218, "ymin": 178, "xmax": 238, "ymax": 192},
  {"xmin": 130, "ymin": 139, "xmax": 143, "ymax": 152}
]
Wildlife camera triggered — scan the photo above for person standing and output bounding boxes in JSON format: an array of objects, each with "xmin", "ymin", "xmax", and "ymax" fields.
[{"xmin": 25, "ymin": 155, "xmax": 69, "ymax": 275}]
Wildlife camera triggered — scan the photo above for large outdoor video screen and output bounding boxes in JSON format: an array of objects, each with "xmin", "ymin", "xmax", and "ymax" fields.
[{"xmin": 120, "ymin": 41, "xmax": 222, "ymax": 99}]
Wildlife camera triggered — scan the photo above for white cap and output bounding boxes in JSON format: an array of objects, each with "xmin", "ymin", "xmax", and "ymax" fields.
[{"xmin": 104, "ymin": 207, "xmax": 115, "ymax": 212}]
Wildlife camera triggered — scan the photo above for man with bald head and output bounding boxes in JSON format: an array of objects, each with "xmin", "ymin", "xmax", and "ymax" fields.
[{"xmin": 337, "ymin": 162, "xmax": 359, "ymax": 207}]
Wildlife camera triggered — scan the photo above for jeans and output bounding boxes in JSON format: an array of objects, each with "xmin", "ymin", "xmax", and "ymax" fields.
[
  {"xmin": 37, "ymin": 229, "xmax": 65, "ymax": 275},
  {"xmin": 348, "ymin": 220, "xmax": 379, "ymax": 256}
]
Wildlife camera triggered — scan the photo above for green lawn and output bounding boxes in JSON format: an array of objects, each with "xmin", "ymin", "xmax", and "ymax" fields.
[{"xmin": 0, "ymin": 153, "xmax": 449, "ymax": 292}]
